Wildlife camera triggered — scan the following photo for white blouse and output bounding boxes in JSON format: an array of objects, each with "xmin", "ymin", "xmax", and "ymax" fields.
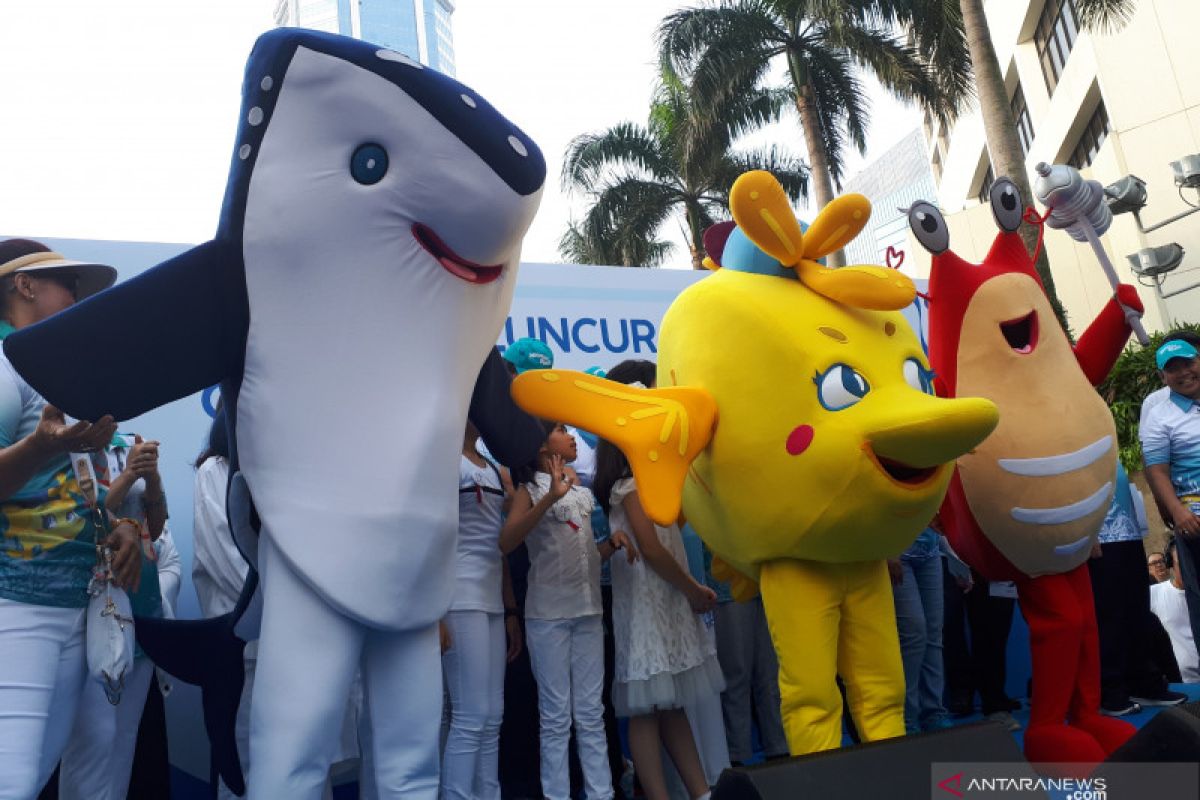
[
  {"xmin": 452, "ymin": 456, "xmax": 505, "ymax": 614},
  {"xmin": 192, "ymin": 457, "xmax": 246, "ymax": 620},
  {"xmin": 523, "ymin": 473, "xmax": 602, "ymax": 621}
]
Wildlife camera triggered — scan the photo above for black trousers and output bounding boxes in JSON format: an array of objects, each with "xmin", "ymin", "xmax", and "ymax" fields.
[
  {"xmin": 128, "ymin": 677, "xmax": 171, "ymax": 798},
  {"xmin": 1088, "ymin": 539, "xmax": 1170, "ymax": 701},
  {"xmin": 601, "ymin": 584, "xmax": 628, "ymax": 799},
  {"xmin": 1174, "ymin": 531, "xmax": 1200, "ymax": 669},
  {"xmin": 498, "ymin": 545, "xmax": 543, "ymax": 799},
  {"xmin": 943, "ymin": 564, "xmax": 1015, "ymax": 715}
]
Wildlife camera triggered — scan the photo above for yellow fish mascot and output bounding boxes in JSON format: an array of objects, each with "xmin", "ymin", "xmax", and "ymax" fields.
[{"xmin": 512, "ymin": 171, "xmax": 999, "ymax": 755}]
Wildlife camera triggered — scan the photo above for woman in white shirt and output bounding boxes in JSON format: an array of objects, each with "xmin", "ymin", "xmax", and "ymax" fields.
[
  {"xmin": 441, "ymin": 421, "xmax": 522, "ymax": 800},
  {"xmin": 58, "ymin": 432, "xmax": 179, "ymax": 800}
]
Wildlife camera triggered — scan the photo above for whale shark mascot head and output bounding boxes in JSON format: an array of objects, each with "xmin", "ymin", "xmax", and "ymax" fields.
[{"xmin": 4, "ymin": 28, "xmax": 546, "ymax": 793}]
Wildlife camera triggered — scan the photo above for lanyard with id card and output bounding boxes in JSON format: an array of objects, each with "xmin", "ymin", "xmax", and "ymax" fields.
[{"xmin": 70, "ymin": 447, "xmax": 136, "ymax": 704}]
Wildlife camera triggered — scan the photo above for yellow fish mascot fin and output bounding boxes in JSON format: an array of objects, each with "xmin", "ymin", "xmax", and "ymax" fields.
[{"xmin": 510, "ymin": 369, "xmax": 715, "ymax": 526}]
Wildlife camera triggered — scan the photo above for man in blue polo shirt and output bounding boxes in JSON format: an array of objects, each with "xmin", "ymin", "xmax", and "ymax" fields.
[{"xmin": 1140, "ymin": 331, "xmax": 1200, "ymax": 659}]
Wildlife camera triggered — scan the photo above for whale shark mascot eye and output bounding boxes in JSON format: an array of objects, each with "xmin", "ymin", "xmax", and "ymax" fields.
[{"xmin": 4, "ymin": 29, "xmax": 546, "ymax": 798}]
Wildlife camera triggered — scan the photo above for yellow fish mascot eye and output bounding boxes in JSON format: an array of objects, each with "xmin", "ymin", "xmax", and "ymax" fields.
[{"xmin": 512, "ymin": 171, "xmax": 999, "ymax": 755}]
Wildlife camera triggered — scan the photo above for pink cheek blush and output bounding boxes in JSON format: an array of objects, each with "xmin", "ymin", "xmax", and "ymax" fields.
[{"xmin": 786, "ymin": 425, "xmax": 814, "ymax": 456}]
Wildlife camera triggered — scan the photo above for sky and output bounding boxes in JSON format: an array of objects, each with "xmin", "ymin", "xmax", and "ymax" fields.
[{"xmin": 0, "ymin": 0, "xmax": 922, "ymax": 268}]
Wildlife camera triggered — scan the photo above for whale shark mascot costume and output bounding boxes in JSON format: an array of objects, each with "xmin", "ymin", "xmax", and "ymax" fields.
[{"xmin": 4, "ymin": 29, "xmax": 546, "ymax": 798}]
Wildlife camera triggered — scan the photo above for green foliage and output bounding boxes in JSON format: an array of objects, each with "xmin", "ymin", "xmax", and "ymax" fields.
[
  {"xmin": 658, "ymin": 0, "xmax": 962, "ymax": 187},
  {"xmin": 1098, "ymin": 322, "xmax": 1200, "ymax": 475},
  {"xmin": 560, "ymin": 75, "xmax": 808, "ymax": 268}
]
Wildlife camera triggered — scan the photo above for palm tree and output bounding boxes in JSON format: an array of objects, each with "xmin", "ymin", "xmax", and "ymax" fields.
[
  {"xmin": 933, "ymin": 0, "xmax": 1133, "ymax": 329},
  {"xmin": 658, "ymin": 0, "xmax": 956, "ymax": 266},
  {"xmin": 558, "ymin": 217, "xmax": 673, "ymax": 268},
  {"xmin": 562, "ymin": 77, "xmax": 809, "ymax": 269}
]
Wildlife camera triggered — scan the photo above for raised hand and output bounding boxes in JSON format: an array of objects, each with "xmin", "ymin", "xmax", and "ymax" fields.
[{"xmin": 546, "ymin": 454, "xmax": 572, "ymax": 501}]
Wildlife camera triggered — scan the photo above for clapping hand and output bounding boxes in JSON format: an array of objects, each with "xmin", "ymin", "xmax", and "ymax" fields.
[{"xmin": 127, "ymin": 435, "xmax": 160, "ymax": 479}]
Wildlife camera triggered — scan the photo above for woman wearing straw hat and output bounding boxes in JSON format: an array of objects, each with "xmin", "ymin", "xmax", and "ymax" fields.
[{"xmin": 0, "ymin": 238, "xmax": 143, "ymax": 798}]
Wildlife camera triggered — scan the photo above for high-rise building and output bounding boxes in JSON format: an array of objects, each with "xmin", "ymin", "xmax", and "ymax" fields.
[
  {"xmin": 842, "ymin": 129, "xmax": 936, "ymax": 272},
  {"xmin": 914, "ymin": 0, "xmax": 1200, "ymax": 331},
  {"xmin": 274, "ymin": 0, "xmax": 455, "ymax": 75}
]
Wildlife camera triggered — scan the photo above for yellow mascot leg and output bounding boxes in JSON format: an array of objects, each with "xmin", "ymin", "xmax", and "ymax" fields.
[
  {"xmin": 837, "ymin": 560, "xmax": 906, "ymax": 742},
  {"xmin": 758, "ymin": 559, "xmax": 845, "ymax": 755}
]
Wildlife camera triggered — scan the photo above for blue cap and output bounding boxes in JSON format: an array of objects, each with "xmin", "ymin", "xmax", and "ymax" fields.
[
  {"xmin": 503, "ymin": 338, "xmax": 554, "ymax": 373},
  {"xmin": 584, "ymin": 366, "xmax": 607, "ymax": 379},
  {"xmin": 1156, "ymin": 340, "xmax": 1198, "ymax": 369},
  {"xmin": 719, "ymin": 220, "xmax": 819, "ymax": 279}
]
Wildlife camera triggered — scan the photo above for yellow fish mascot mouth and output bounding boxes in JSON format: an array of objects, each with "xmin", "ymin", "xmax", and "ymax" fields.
[{"xmin": 512, "ymin": 171, "xmax": 999, "ymax": 755}]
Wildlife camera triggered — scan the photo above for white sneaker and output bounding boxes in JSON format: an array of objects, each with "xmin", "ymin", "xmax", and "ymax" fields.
[
  {"xmin": 620, "ymin": 757, "xmax": 635, "ymax": 797},
  {"xmin": 986, "ymin": 711, "xmax": 1022, "ymax": 732}
]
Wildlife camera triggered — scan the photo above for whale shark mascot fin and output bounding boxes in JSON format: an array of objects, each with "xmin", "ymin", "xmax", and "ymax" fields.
[{"xmin": 5, "ymin": 27, "xmax": 546, "ymax": 795}]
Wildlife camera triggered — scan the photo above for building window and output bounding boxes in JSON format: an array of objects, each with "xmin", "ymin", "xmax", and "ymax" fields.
[
  {"xmin": 976, "ymin": 164, "xmax": 995, "ymax": 205},
  {"xmin": 1068, "ymin": 102, "xmax": 1110, "ymax": 169},
  {"xmin": 1035, "ymin": 0, "xmax": 1079, "ymax": 95},
  {"xmin": 1011, "ymin": 84, "xmax": 1034, "ymax": 157}
]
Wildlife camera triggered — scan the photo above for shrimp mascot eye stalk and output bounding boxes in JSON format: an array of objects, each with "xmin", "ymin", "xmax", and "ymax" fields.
[
  {"xmin": 511, "ymin": 170, "xmax": 1000, "ymax": 755},
  {"xmin": 909, "ymin": 177, "xmax": 1144, "ymax": 766}
]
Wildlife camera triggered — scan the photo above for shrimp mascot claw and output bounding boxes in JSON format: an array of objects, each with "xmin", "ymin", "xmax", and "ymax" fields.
[
  {"xmin": 911, "ymin": 177, "xmax": 1144, "ymax": 766},
  {"xmin": 511, "ymin": 170, "xmax": 999, "ymax": 755}
]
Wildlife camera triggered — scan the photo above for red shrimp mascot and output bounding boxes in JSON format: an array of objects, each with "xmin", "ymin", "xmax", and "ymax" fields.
[{"xmin": 909, "ymin": 176, "xmax": 1144, "ymax": 765}]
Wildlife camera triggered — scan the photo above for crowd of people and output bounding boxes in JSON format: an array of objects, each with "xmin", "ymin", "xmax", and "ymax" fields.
[{"xmin": 2, "ymin": 236, "xmax": 1200, "ymax": 799}]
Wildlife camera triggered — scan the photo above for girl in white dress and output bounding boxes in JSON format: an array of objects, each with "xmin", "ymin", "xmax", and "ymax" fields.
[
  {"xmin": 500, "ymin": 420, "xmax": 636, "ymax": 800},
  {"xmin": 593, "ymin": 360, "xmax": 724, "ymax": 800}
]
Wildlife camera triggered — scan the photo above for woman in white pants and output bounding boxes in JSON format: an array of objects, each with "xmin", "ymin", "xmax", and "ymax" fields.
[
  {"xmin": 441, "ymin": 422, "xmax": 523, "ymax": 800},
  {"xmin": 0, "ymin": 238, "xmax": 142, "ymax": 799},
  {"xmin": 58, "ymin": 433, "xmax": 180, "ymax": 799}
]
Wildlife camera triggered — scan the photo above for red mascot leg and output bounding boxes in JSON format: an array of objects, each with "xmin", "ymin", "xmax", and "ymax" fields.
[
  {"xmin": 1063, "ymin": 564, "xmax": 1136, "ymax": 755},
  {"xmin": 1017, "ymin": 573, "xmax": 1107, "ymax": 765}
]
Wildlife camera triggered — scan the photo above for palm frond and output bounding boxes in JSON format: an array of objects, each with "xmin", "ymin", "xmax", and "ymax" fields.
[
  {"xmin": 717, "ymin": 146, "xmax": 810, "ymax": 203},
  {"xmin": 559, "ymin": 220, "xmax": 674, "ymax": 268},
  {"xmin": 828, "ymin": 23, "xmax": 942, "ymax": 113},
  {"xmin": 561, "ymin": 124, "xmax": 674, "ymax": 193},
  {"xmin": 876, "ymin": 0, "xmax": 973, "ymax": 120},
  {"xmin": 802, "ymin": 47, "xmax": 870, "ymax": 185},
  {"xmin": 1073, "ymin": 0, "xmax": 1135, "ymax": 33},
  {"xmin": 658, "ymin": 3, "xmax": 784, "ymax": 113},
  {"xmin": 583, "ymin": 176, "xmax": 681, "ymax": 233}
]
